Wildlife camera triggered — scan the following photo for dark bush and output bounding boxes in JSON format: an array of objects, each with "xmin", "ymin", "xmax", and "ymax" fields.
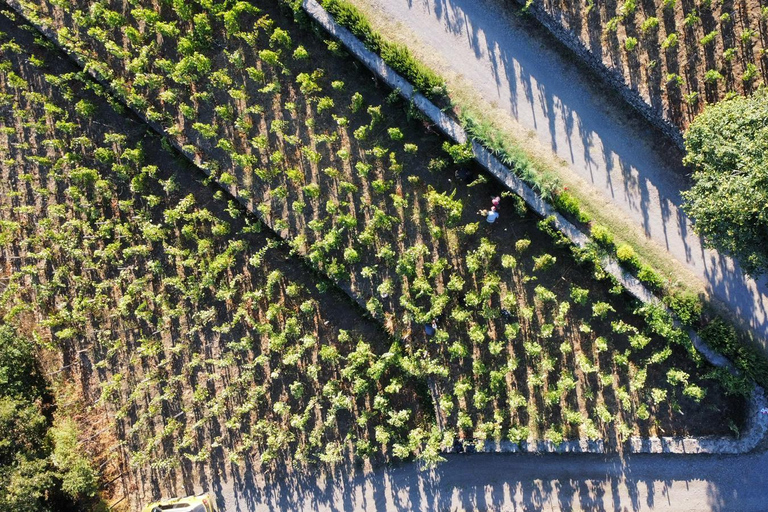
[
  {"xmin": 699, "ymin": 318, "xmax": 768, "ymax": 389},
  {"xmin": 663, "ymin": 290, "xmax": 703, "ymax": 327},
  {"xmin": 0, "ymin": 325, "xmax": 47, "ymax": 402}
]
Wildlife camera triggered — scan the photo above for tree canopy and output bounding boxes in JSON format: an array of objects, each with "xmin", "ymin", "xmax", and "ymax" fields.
[
  {"xmin": 0, "ymin": 326, "xmax": 98, "ymax": 511},
  {"xmin": 682, "ymin": 88, "xmax": 768, "ymax": 276}
]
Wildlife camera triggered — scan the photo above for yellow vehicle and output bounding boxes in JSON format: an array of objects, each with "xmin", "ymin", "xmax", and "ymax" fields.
[{"xmin": 141, "ymin": 492, "xmax": 218, "ymax": 512}]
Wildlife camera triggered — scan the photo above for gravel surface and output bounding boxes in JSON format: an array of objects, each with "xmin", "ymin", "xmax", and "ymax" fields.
[
  {"xmin": 347, "ymin": 0, "xmax": 768, "ymax": 348},
  {"xmin": 216, "ymin": 450, "xmax": 768, "ymax": 511}
]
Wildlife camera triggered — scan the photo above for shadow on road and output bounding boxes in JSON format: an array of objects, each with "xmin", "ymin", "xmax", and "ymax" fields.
[{"xmin": 216, "ymin": 450, "xmax": 768, "ymax": 511}]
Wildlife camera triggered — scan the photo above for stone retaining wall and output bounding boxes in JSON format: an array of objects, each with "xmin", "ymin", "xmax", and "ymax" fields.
[
  {"xmin": 465, "ymin": 386, "xmax": 767, "ymax": 454},
  {"xmin": 303, "ymin": 0, "xmax": 768, "ymax": 455}
]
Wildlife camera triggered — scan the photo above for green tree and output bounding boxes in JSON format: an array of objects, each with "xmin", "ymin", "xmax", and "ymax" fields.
[
  {"xmin": 0, "ymin": 325, "xmax": 47, "ymax": 401},
  {"xmin": 0, "ymin": 396, "xmax": 58, "ymax": 512},
  {"xmin": 0, "ymin": 326, "xmax": 98, "ymax": 510},
  {"xmin": 682, "ymin": 88, "xmax": 768, "ymax": 275},
  {"xmin": 50, "ymin": 418, "xmax": 98, "ymax": 500}
]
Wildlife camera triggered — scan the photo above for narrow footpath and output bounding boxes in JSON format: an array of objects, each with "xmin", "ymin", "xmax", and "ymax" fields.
[
  {"xmin": 217, "ymin": 450, "xmax": 768, "ymax": 511},
  {"xmin": 346, "ymin": 0, "xmax": 768, "ymax": 347}
]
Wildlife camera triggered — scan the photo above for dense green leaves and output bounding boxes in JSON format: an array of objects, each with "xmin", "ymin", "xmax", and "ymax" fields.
[
  {"xmin": 682, "ymin": 88, "xmax": 768, "ymax": 275},
  {"xmin": 0, "ymin": 327, "xmax": 97, "ymax": 511},
  {"xmin": 0, "ymin": 326, "xmax": 47, "ymax": 401}
]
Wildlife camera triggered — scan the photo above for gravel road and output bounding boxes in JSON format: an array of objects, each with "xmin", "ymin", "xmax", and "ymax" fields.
[
  {"xmin": 215, "ymin": 450, "xmax": 768, "ymax": 511},
  {"xmin": 345, "ymin": 0, "xmax": 768, "ymax": 347}
]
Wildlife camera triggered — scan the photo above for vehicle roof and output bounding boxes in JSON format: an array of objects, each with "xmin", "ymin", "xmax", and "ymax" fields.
[{"xmin": 141, "ymin": 494, "xmax": 211, "ymax": 512}]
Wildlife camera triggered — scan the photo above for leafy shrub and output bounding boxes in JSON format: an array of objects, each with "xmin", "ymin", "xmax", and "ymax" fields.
[
  {"xmin": 515, "ymin": 239, "xmax": 531, "ymax": 253},
  {"xmin": 684, "ymin": 11, "xmax": 700, "ymax": 27},
  {"xmin": 442, "ymin": 141, "xmax": 474, "ymax": 165},
  {"xmin": 641, "ymin": 17, "xmax": 659, "ymax": 33},
  {"xmin": 740, "ymin": 28, "xmax": 756, "ymax": 45},
  {"xmin": 448, "ymin": 341, "xmax": 469, "ymax": 360},
  {"xmin": 74, "ymin": 99, "xmax": 96, "ymax": 117},
  {"xmin": 651, "ymin": 387, "xmax": 668, "ymax": 404},
  {"xmin": 570, "ymin": 286, "xmax": 589, "ymax": 305},
  {"xmin": 501, "ymin": 254, "xmax": 517, "ymax": 269},
  {"xmin": 629, "ymin": 333, "xmax": 651, "ymax": 350},
  {"xmin": 293, "ymin": 45, "xmax": 309, "ymax": 59},
  {"xmin": 667, "ymin": 368, "xmax": 689, "ymax": 385},
  {"xmin": 552, "ymin": 190, "xmax": 589, "ymax": 222},
  {"xmin": 534, "ymin": 285, "xmax": 557, "ymax": 304},
  {"xmin": 590, "ymin": 224, "xmax": 614, "ymax": 249},
  {"xmin": 508, "ymin": 426, "xmax": 529, "ymax": 444},
  {"xmin": 683, "ymin": 383, "xmax": 706, "ymax": 402},
  {"xmin": 637, "ymin": 264, "xmax": 664, "ymax": 291},
  {"xmin": 532, "ymin": 253, "xmax": 556, "ymax": 272},
  {"xmin": 661, "ymin": 33, "xmax": 678, "ymax": 49},
  {"xmin": 618, "ymin": 0, "xmax": 637, "ymax": 18},
  {"xmin": 663, "ymin": 291, "xmax": 702, "ymax": 327},
  {"xmin": 615, "ymin": 243, "xmax": 639, "ymax": 270},
  {"xmin": 704, "ymin": 69, "xmax": 723, "ymax": 84},
  {"xmin": 270, "ymin": 27, "xmax": 292, "ymax": 49},
  {"xmin": 742, "ymin": 63, "xmax": 758, "ymax": 84},
  {"xmin": 592, "ymin": 301, "xmax": 615, "ymax": 319},
  {"xmin": 258, "ymin": 49, "xmax": 281, "ymax": 67},
  {"xmin": 700, "ymin": 30, "xmax": 718, "ymax": 46},
  {"xmin": 605, "ymin": 16, "xmax": 620, "ymax": 33},
  {"xmin": 544, "ymin": 426, "xmax": 564, "ymax": 446},
  {"xmin": 343, "ymin": 247, "xmax": 360, "ymax": 263}
]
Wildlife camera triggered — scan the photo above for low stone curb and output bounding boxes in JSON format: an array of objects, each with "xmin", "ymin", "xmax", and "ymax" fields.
[
  {"xmin": 453, "ymin": 386, "xmax": 767, "ymax": 454},
  {"xmin": 304, "ymin": 0, "xmax": 768, "ymax": 455}
]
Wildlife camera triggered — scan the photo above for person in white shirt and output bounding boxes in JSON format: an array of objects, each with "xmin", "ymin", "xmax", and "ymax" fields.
[{"xmin": 486, "ymin": 206, "xmax": 499, "ymax": 223}]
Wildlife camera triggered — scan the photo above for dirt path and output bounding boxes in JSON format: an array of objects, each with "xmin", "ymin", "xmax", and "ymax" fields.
[
  {"xmin": 342, "ymin": 0, "xmax": 768, "ymax": 348},
  {"xmin": 215, "ymin": 449, "xmax": 768, "ymax": 511}
]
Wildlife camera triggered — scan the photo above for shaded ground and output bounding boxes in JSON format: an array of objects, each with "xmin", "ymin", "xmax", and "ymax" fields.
[
  {"xmin": 6, "ymin": 0, "xmax": 745, "ymax": 448},
  {"xmin": 212, "ymin": 449, "xmax": 768, "ymax": 511},
  {"xmin": 348, "ymin": 0, "xmax": 768, "ymax": 349},
  {"xmin": 1, "ymin": 3, "xmax": 764, "ymax": 510}
]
